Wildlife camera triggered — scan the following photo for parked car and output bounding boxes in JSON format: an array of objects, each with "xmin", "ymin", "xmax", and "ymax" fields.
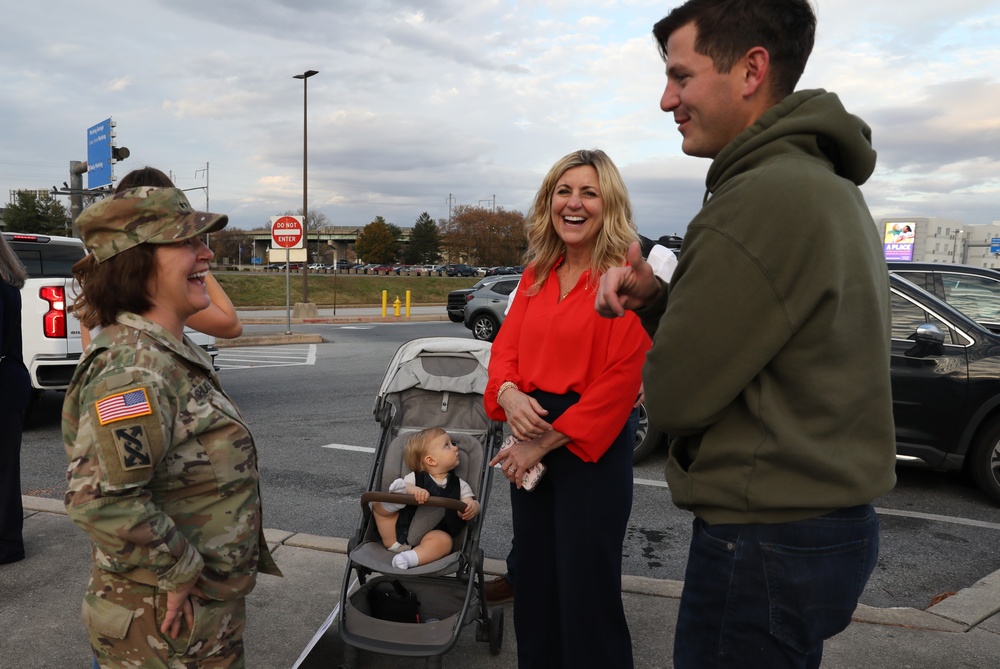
[
  {"xmin": 446, "ymin": 276, "xmax": 497, "ymax": 323},
  {"xmin": 463, "ymin": 275, "xmax": 521, "ymax": 341},
  {"xmin": 887, "ymin": 262, "xmax": 1000, "ymax": 334},
  {"xmin": 307, "ymin": 263, "xmax": 326, "ymax": 271},
  {"xmin": 5, "ymin": 231, "xmax": 221, "ymax": 402},
  {"xmin": 887, "ymin": 273, "xmax": 1000, "ymax": 503},
  {"xmin": 4, "ymin": 232, "xmax": 85, "ymax": 394},
  {"xmin": 632, "ymin": 272, "xmax": 1000, "ymax": 504},
  {"xmin": 445, "ymin": 263, "xmax": 477, "ymax": 277}
]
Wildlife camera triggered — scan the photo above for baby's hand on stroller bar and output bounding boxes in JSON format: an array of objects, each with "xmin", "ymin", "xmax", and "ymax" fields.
[
  {"xmin": 459, "ymin": 499, "xmax": 480, "ymax": 520},
  {"xmin": 414, "ymin": 487, "xmax": 430, "ymax": 503}
]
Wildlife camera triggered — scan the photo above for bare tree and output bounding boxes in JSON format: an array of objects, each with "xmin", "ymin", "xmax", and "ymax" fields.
[{"xmin": 440, "ymin": 205, "xmax": 526, "ymax": 266}]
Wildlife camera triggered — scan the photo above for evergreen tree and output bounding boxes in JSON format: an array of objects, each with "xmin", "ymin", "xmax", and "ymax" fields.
[
  {"xmin": 4, "ymin": 191, "xmax": 72, "ymax": 235},
  {"xmin": 402, "ymin": 212, "xmax": 441, "ymax": 264}
]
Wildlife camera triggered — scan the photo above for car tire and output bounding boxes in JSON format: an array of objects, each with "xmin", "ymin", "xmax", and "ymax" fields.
[
  {"xmin": 969, "ymin": 418, "xmax": 1000, "ymax": 504},
  {"xmin": 633, "ymin": 402, "xmax": 664, "ymax": 464},
  {"xmin": 471, "ymin": 313, "xmax": 500, "ymax": 342}
]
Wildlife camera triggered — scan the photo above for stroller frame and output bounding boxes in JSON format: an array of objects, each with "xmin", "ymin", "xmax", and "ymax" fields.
[{"xmin": 337, "ymin": 337, "xmax": 506, "ymax": 668}]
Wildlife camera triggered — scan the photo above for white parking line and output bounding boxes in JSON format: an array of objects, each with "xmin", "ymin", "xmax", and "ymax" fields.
[
  {"xmin": 875, "ymin": 507, "xmax": 1000, "ymax": 531},
  {"xmin": 321, "ymin": 443, "xmax": 376, "ymax": 453},
  {"xmin": 216, "ymin": 345, "xmax": 317, "ymax": 369}
]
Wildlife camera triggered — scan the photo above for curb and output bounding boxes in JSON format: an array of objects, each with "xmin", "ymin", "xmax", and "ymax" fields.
[
  {"xmin": 239, "ymin": 315, "xmax": 448, "ymax": 325},
  {"xmin": 217, "ymin": 334, "xmax": 325, "ymax": 348},
  {"xmin": 22, "ymin": 495, "xmax": 997, "ymax": 633}
]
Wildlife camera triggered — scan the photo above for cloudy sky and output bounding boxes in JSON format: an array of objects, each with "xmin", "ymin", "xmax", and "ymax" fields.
[{"xmin": 3, "ymin": 1, "xmax": 999, "ymax": 239}]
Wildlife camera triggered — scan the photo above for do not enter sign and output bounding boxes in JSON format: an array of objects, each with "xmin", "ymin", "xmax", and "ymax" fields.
[{"xmin": 270, "ymin": 215, "xmax": 304, "ymax": 248}]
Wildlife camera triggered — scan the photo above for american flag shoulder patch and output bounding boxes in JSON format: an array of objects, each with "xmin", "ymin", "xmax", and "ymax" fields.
[{"xmin": 95, "ymin": 388, "xmax": 153, "ymax": 425}]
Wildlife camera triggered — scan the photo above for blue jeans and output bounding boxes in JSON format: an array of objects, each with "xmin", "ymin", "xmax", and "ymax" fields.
[{"xmin": 674, "ymin": 505, "xmax": 879, "ymax": 669}]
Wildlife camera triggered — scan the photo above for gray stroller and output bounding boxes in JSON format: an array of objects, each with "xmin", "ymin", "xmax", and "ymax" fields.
[{"xmin": 337, "ymin": 337, "xmax": 506, "ymax": 668}]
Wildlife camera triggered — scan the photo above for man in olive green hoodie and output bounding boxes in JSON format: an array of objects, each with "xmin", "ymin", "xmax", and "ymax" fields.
[{"xmin": 596, "ymin": 1, "xmax": 896, "ymax": 667}]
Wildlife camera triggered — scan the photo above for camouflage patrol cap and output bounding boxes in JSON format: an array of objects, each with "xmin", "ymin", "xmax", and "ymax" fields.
[{"xmin": 77, "ymin": 187, "xmax": 228, "ymax": 263}]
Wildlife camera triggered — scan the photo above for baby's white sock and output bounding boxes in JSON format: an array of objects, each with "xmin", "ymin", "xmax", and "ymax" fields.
[
  {"xmin": 380, "ymin": 478, "xmax": 408, "ymax": 513},
  {"xmin": 392, "ymin": 550, "xmax": 419, "ymax": 570}
]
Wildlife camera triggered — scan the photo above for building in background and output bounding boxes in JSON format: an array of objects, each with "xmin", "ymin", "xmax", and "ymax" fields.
[{"xmin": 879, "ymin": 217, "xmax": 1000, "ymax": 268}]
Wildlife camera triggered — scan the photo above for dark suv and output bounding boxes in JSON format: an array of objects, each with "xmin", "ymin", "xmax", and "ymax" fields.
[
  {"xmin": 888, "ymin": 273, "xmax": 1000, "ymax": 503},
  {"xmin": 632, "ymin": 269, "xmax": 1000, "ymax": 504},
  {"xmin": 887, "ymin": 262, "xmax": 1000, "ymax": 334},
  {"xmin": 445, "ymin": 263, "xmax": 477, "ymax": 277}
]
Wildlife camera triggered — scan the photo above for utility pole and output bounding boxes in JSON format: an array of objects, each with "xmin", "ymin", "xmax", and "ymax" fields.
[{"xmin": 195, "ymin": 162, "xmax": 210, "ymax": 251}]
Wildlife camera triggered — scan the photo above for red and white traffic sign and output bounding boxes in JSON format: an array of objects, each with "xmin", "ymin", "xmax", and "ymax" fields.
[{"xmin": 270, "ymin": 215, "xmax": 304, "ymax": 249}]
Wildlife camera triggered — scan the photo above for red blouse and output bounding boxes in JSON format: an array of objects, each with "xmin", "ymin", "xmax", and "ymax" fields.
[{"xmin": 484, "ymin": 263, "xmax": 651, "ymax": 462}]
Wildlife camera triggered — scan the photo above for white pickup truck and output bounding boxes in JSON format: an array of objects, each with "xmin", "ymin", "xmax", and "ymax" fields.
[{"xmin": 4, "ymin": 232, "xmax": 219, "ymax": 399}]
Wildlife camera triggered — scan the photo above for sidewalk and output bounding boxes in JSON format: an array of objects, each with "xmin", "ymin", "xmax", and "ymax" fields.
[
  {"xmin": 213, "ymin": 305, "xmax": 450, "ymax": 348},
  {"xmin": 3, "ymin": 496, "xmax": 998, "ymax": 668}
]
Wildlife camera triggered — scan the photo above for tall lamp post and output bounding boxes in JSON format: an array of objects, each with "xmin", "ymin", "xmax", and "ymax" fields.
[{"xmin": 294, "ymin": 69, "xmax": 318, "ymax": 306}]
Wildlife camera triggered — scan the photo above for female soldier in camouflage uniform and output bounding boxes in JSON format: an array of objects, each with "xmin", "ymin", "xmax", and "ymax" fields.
[{"xmin": 63, "ymin": 187, "xmax": 280, "ymax": 668}]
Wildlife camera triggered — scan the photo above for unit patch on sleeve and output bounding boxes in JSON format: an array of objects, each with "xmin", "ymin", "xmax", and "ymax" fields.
[
  {"xmin": 95, "ymin": 388, "xmax": 153, "ymax": 425},
  {"xmin": 112, "ymin": 425, "xmax": 153, "ymax": 471}
]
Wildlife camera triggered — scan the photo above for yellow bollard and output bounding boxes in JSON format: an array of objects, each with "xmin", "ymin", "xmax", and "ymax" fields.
[
  {"xmin": 405, "ymin": 290, "xmax": 411, "ymax": 317},
  {"xmin": 393, "ymin": 296, "xmax": 402, "ymax": 317},
  {"xmin": 382, "ymin": 290, "xmax": 388, "ymax": 317}
]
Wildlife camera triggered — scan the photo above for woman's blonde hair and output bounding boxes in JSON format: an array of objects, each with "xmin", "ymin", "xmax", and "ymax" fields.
[
  {"xmin": 523, "ymin": 149, "xmax": 637, "ymax": 294},
  {"xmin": 404, "ymin": 427, "xmax": 447, "ymax": 473}
]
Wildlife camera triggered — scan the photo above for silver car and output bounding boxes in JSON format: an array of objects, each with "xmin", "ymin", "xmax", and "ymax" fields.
[{"xmin": 463, "ymin": 274, "xmax": 521, "ymax": 342}]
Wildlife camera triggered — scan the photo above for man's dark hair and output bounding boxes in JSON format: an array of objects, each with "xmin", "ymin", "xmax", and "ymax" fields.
[{"xmin": 653, "ymin": 0, "xmax": 816, "ymax": 100}]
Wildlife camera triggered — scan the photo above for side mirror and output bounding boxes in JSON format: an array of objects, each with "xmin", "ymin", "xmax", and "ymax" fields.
[{"xmin": 905, "ymin": 323, "xmax": 946, "ymax": 357}]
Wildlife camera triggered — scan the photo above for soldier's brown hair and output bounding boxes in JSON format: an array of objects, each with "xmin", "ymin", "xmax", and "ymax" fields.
[{"xmin": 71, "ymin": 246, "xmax": 157, "ymax": 329}]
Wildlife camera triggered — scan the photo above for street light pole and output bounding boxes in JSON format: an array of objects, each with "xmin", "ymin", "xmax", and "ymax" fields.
[{"xmin": 294, "ymin": 69, "xmax": 318, "ymax": 304}]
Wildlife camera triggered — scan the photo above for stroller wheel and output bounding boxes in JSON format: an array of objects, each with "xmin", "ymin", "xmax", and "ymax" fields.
[{"xmin": 488, "ymin": 606, "xmax": 504, "ymax": 655}]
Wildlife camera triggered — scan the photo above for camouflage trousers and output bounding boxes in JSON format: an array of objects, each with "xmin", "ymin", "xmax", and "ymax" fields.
[{"xmin": 84, "ymin": 567, "xmax": 246, "ymax": 669}]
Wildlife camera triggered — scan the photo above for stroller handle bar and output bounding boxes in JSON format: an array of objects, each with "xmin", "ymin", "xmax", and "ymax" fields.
[{"xmin": 361, "ymin": 491, "xmax": 468, "ymax": 513}]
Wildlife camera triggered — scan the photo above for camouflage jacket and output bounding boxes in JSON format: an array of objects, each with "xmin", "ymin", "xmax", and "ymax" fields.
[{"xmin": 62, "ymin": 312, "xmax": 280, "ymax": 600}]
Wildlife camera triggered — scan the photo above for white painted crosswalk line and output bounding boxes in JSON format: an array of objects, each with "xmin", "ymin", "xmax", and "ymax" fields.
[{"xmin": 215, "ymin": 344, "xmax": 317, "ymax": 369}]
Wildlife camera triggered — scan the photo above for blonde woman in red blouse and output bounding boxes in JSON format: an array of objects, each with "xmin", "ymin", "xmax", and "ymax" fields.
[{"xmin": 485, "ymin": 149, "xmax": 651, "ymax": 669}]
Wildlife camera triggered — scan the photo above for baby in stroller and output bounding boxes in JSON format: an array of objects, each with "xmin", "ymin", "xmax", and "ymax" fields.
[{"xmin": 373, "ymin": 427, "xmax": 481, "ymax": 570}]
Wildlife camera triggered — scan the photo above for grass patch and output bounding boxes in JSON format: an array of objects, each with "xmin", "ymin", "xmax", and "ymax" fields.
[{"xmin": 215, "ymin": 272, "xmax": 479, "ymax": 307}]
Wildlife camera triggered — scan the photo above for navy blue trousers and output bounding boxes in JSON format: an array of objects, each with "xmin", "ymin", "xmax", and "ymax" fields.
[{"xmin": 510, "ymin": 400, "xmax": 636, "ymax": 669}]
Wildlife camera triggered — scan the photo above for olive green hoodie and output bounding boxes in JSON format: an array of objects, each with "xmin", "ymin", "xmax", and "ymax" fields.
[{"xmin": 641, "ymin": 89, "xmax": 896, "ymax": 524}]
